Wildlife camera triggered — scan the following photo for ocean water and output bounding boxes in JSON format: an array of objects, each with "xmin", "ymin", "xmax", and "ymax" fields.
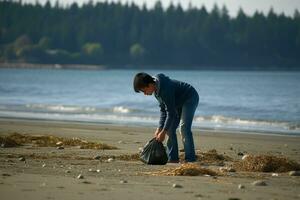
[{"xmin": 0, "ymin": 68, "xmax": 299, "ymax": 135}]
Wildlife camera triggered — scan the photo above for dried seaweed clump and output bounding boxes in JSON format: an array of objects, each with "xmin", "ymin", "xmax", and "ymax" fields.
[
  {"xmin": 1, "ymin": 132, "xmax": 117, "ymax": 150},
  {"xmin": 233, "ymin": 154, "xmax": 300, "ymax": 172},
  {"xmin": 191, "ymin": 149, "xmax": 233, "ymax": 165},
  {"xmin": 117, "ymin": 153, "xmax": 140, "ymax": 161},
  {"xmin": 0, "ymin": 135, "xmax": 21, "ymax": 147},
  {"xmin": 149, "ymin": 163, "xmax": 218, "ymax": 176}
]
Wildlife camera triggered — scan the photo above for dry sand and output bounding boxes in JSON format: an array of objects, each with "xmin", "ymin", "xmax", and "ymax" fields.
[{"xmin": 0, "ymin": 118, "xmax": 300, "ymax": 200}]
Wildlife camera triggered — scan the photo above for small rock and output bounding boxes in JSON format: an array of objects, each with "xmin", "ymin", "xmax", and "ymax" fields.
[
  {"xmin": 120, "ymin": 180, "xmax": 127, "ymax": 184},
  {"xmin": 242, "ymin": 154, "xmax": 249, "ymax": 160},
  {"xmin": 82, "ymin": 181, "xmax": 92, "ymax": 184},
  {"xmin": 138, "ymin": 147, "xmax": 143, "ymax": 152},
  {"xmin": 107, "ymin": 158, "xmax": 114, "ymax": 162},
  {"xmin": 42, "ymin": 163, "xmax": 46, "ymax": 168},
  {"xmin": 228, "ymin": 198, "xmax": 241, "ymax": 200},
  {"xmin": 289, "ymin": 171, "xmax": 300, "ymax": 176},
  {"xmin": 65, "ymin": 170, "xmax": 71, "ymax": 173},
  {"xmin": 172, "ymin": 183, "xmax": 183, "ymax": 188},
  {"xmin": 252, "ymin": 180, "xmax": 267, "ymax": 186},
  {"xmin": 57, "ymin": 146, "xmax": 64, "ymax": 150},
  {"xmin": 77, "ymin": 174, "xmax": 84, "ymax": 179},
  {"xmin": 272, "ymin": 173, "xmax": 279, "ymax": 177},
  {"xmin": 118, "ymin": 140, "xmax": 124, "ymax": 144},
  {"xmin": 78, "ymin": 146, "xmax": 84, "ymax": 149},
  {"xmin": 238, "ymin": 184, "xmax": 245, "ymax": 189},
  {"xmin": 96, "ymin": 169, "xmax": 101, "ymax": 173},
  {"xmin": 237, "ymin": 152, "xmax": 244, "ymax": 156},
  {"xmin": 19, "ymin": 157, "xmax": 25, "ymax": 161},
  {"xmin": 93, "ymin": 155, "xmax": 101, "ymax": 160},
  {"xmin": 88, "ymin": 168, "xmax": 96, "ymax": 172},
  {"xmin": 56, "ymin": 141, "xmax": 63, "ymax": 146}
]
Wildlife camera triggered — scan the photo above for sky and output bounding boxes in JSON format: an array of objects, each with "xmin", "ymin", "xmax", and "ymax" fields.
[{"xmin": 21, "ymin": 0, "xmax": 300, "ymax": 17}]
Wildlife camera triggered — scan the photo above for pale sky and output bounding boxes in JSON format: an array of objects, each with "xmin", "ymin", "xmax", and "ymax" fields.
[{"xmin": 21, "ymin": 0, "xmax": 300, "ymax": 17}]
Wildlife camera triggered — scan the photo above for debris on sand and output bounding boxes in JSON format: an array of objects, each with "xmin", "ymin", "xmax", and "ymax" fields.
[
  {"xmin": 233, "ymin": 154, "xmax": 300, "ymax": 172},
  {"xmin": 0, "ymin": 135, "xmax": 21, "ymax": 148},
  {"xmin": 252, "ymin": 180, "xmax": 267, "ymax": 186},
  {"xmin": 172, "ymin": 183, "xmax": 183, "ymax": 188},
  {"xmin": 0, "ymin": 133, "xmax": 117, "ymax": 150},
  {"xmin": 77, "ymin": 174, "xmax": 84, "ymax": 179},
  {"xmin": 191, "ymin": 149, "xmax": 233, "ymax": 166},
  {"xmin": 146, "ymin": 163, "xmax": 218, "ymax": 176}
]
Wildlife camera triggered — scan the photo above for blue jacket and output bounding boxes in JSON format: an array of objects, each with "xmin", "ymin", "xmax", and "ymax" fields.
[{"xmin": 154, "ymin": 73, "xmax": 198, "ymax": 131}]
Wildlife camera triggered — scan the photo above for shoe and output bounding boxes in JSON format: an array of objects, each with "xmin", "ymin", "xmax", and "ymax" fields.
[{"xmin": 168, "ymin": 160, "xmax": 179, "ymax": 163}]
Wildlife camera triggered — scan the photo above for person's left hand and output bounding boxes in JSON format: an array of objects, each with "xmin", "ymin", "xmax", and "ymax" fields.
[{"xmin": 156, "ymin": 130, "xmax": 167, "ymax": 142}]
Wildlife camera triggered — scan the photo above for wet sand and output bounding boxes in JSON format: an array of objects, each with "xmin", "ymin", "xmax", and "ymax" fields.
[{"xmin": 0, "ymin": 118, "xmax": 300, "ymax": 200}]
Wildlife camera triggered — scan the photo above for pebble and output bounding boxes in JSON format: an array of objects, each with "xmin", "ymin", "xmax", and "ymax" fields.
[
  {"xmin": 138, "ymin": 147, "xmax": 143, "ymax": 152},
  {"xmin": 228, "ymin": 198, "xmax": 241, "ymax": 200},
  {"xmin": 19, "ymin": 157, "xmax": 25, "ymax": 161},
  {"xmin": 57, "ymin": 146, "xmax": 64, "ymax": 150},
  {"xmin": 82, "ymin": 181, "xmax": 92, "ymax": 184},
  {"xmin": 118, "ymin": 140, "xmax": 124, "ymax": 144},
  {"xmin": 172, "ymin": 183, "xmax": 183, "ymax": 188},
  {"xmin": 289, "ymin": 171, "xmax": 300, "ymax": 176},
  {"xmin": 88, "ymin": 168, "xmax": 96, "ymax": 172},
  {"xmin": 56, "ymin": 141, "xmax": 63, "ymax": 146},
  {"xmin": 120, "ymin": 180, "xmax": 128, "ymax": 184},
  {"xmin": 272, "ymin": 173, "xmax": 279, "ymax": 177},
  {"xmin": 96, "ymin": 169, "xmax": 101, "ymax": 173},
  {"xmin": 252, "ymin": 180, "xmax": 267, "ymax": 186},
  {"xmin": 238, "ymin": 184, "xmax": 245, "ymax": 189},
  {"xmin": 93, "ymin": 155, "xmax": 101, "ymax": 160},
  {"xmin": 42, "ymin": 163, "xmax": 46, "ymax": 168},
  {"xmin": 77, "ymin": 174, "xmax": 84, "ymax": 179},
  {"xmin": 65, "ymin": 170, "xmax": 71, "ymax": 173},
  {"xmin": 242, "ymin": 154, "xmax": 249, "ymax": 160},
  {"xmin": 107, "ymin": 158, "xmax": 114, "ymax": 162}
]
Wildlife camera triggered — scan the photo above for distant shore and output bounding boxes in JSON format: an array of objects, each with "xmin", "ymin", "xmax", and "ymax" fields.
[
  {"xmin": 1, "ymin": 62, "xmax": 300, "ymax": 71},
  {"xmin": 0, "ymin": 62, "xmax": 108, "ymax": 70}
]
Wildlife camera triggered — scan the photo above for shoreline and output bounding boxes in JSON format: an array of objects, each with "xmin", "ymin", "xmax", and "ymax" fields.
[{"xmin": 0, "ymin": 116, "xmax": 299, "ymax": 137}]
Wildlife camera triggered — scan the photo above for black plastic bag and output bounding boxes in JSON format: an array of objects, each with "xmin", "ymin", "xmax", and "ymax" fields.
[{"xmin": 140, "ymin": 138, "xmax": 168, "ymax": 165}]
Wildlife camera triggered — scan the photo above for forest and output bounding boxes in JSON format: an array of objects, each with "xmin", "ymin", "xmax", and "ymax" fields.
[{"xmin": 0, "ymin": 0, "xmax": 300, "ymax": 70}]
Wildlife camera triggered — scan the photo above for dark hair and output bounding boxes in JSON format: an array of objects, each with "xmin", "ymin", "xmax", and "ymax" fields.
[{"xmin": 133, "ymin": 72, "xmax": 155, "ymax": 93}]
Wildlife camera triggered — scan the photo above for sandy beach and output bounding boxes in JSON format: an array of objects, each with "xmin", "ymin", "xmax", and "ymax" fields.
[{"xmin": 0, "ymin": 118, "xmax": 300, "ymax": 200}]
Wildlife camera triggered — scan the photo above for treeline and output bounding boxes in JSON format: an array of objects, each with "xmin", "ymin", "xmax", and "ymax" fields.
[{"xmin": 0, "ymin": 0, "xmax": 300, "ymax": 70}]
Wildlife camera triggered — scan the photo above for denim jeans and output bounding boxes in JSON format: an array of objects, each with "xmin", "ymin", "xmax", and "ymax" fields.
[{"xmin": 166, "ymin": 90, "xmax": 199, "ymax": 162}]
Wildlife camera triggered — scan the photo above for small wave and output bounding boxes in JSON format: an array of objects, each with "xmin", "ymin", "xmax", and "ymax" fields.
[
  {"xmin": 195, "ymin": 115, "xmax": 300, "ymax": 131},
  {"xmin": 112, "ymin": 106, "xmax": 130, "ymax": 113}
]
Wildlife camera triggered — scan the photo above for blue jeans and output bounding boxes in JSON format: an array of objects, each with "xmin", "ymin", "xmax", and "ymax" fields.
[{"xmin": 166, "ymin": 90, "xmax": 199, "ymax": 162}]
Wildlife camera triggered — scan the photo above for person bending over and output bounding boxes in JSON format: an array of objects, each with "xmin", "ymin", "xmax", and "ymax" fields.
[{"xmin": 133, "ymin": 72, "xmax": 199, "ymax": 163}]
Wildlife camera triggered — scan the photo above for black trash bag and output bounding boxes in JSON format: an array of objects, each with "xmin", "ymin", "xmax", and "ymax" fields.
[{"xmin": 140, "ymin": 138, "xmax": 168, "ymax": 165}]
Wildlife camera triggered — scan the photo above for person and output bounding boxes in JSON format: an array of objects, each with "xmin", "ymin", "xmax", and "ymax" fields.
[{"xmin": 133, "ymin": 72, "xmax": 199, "ymax": 163}]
